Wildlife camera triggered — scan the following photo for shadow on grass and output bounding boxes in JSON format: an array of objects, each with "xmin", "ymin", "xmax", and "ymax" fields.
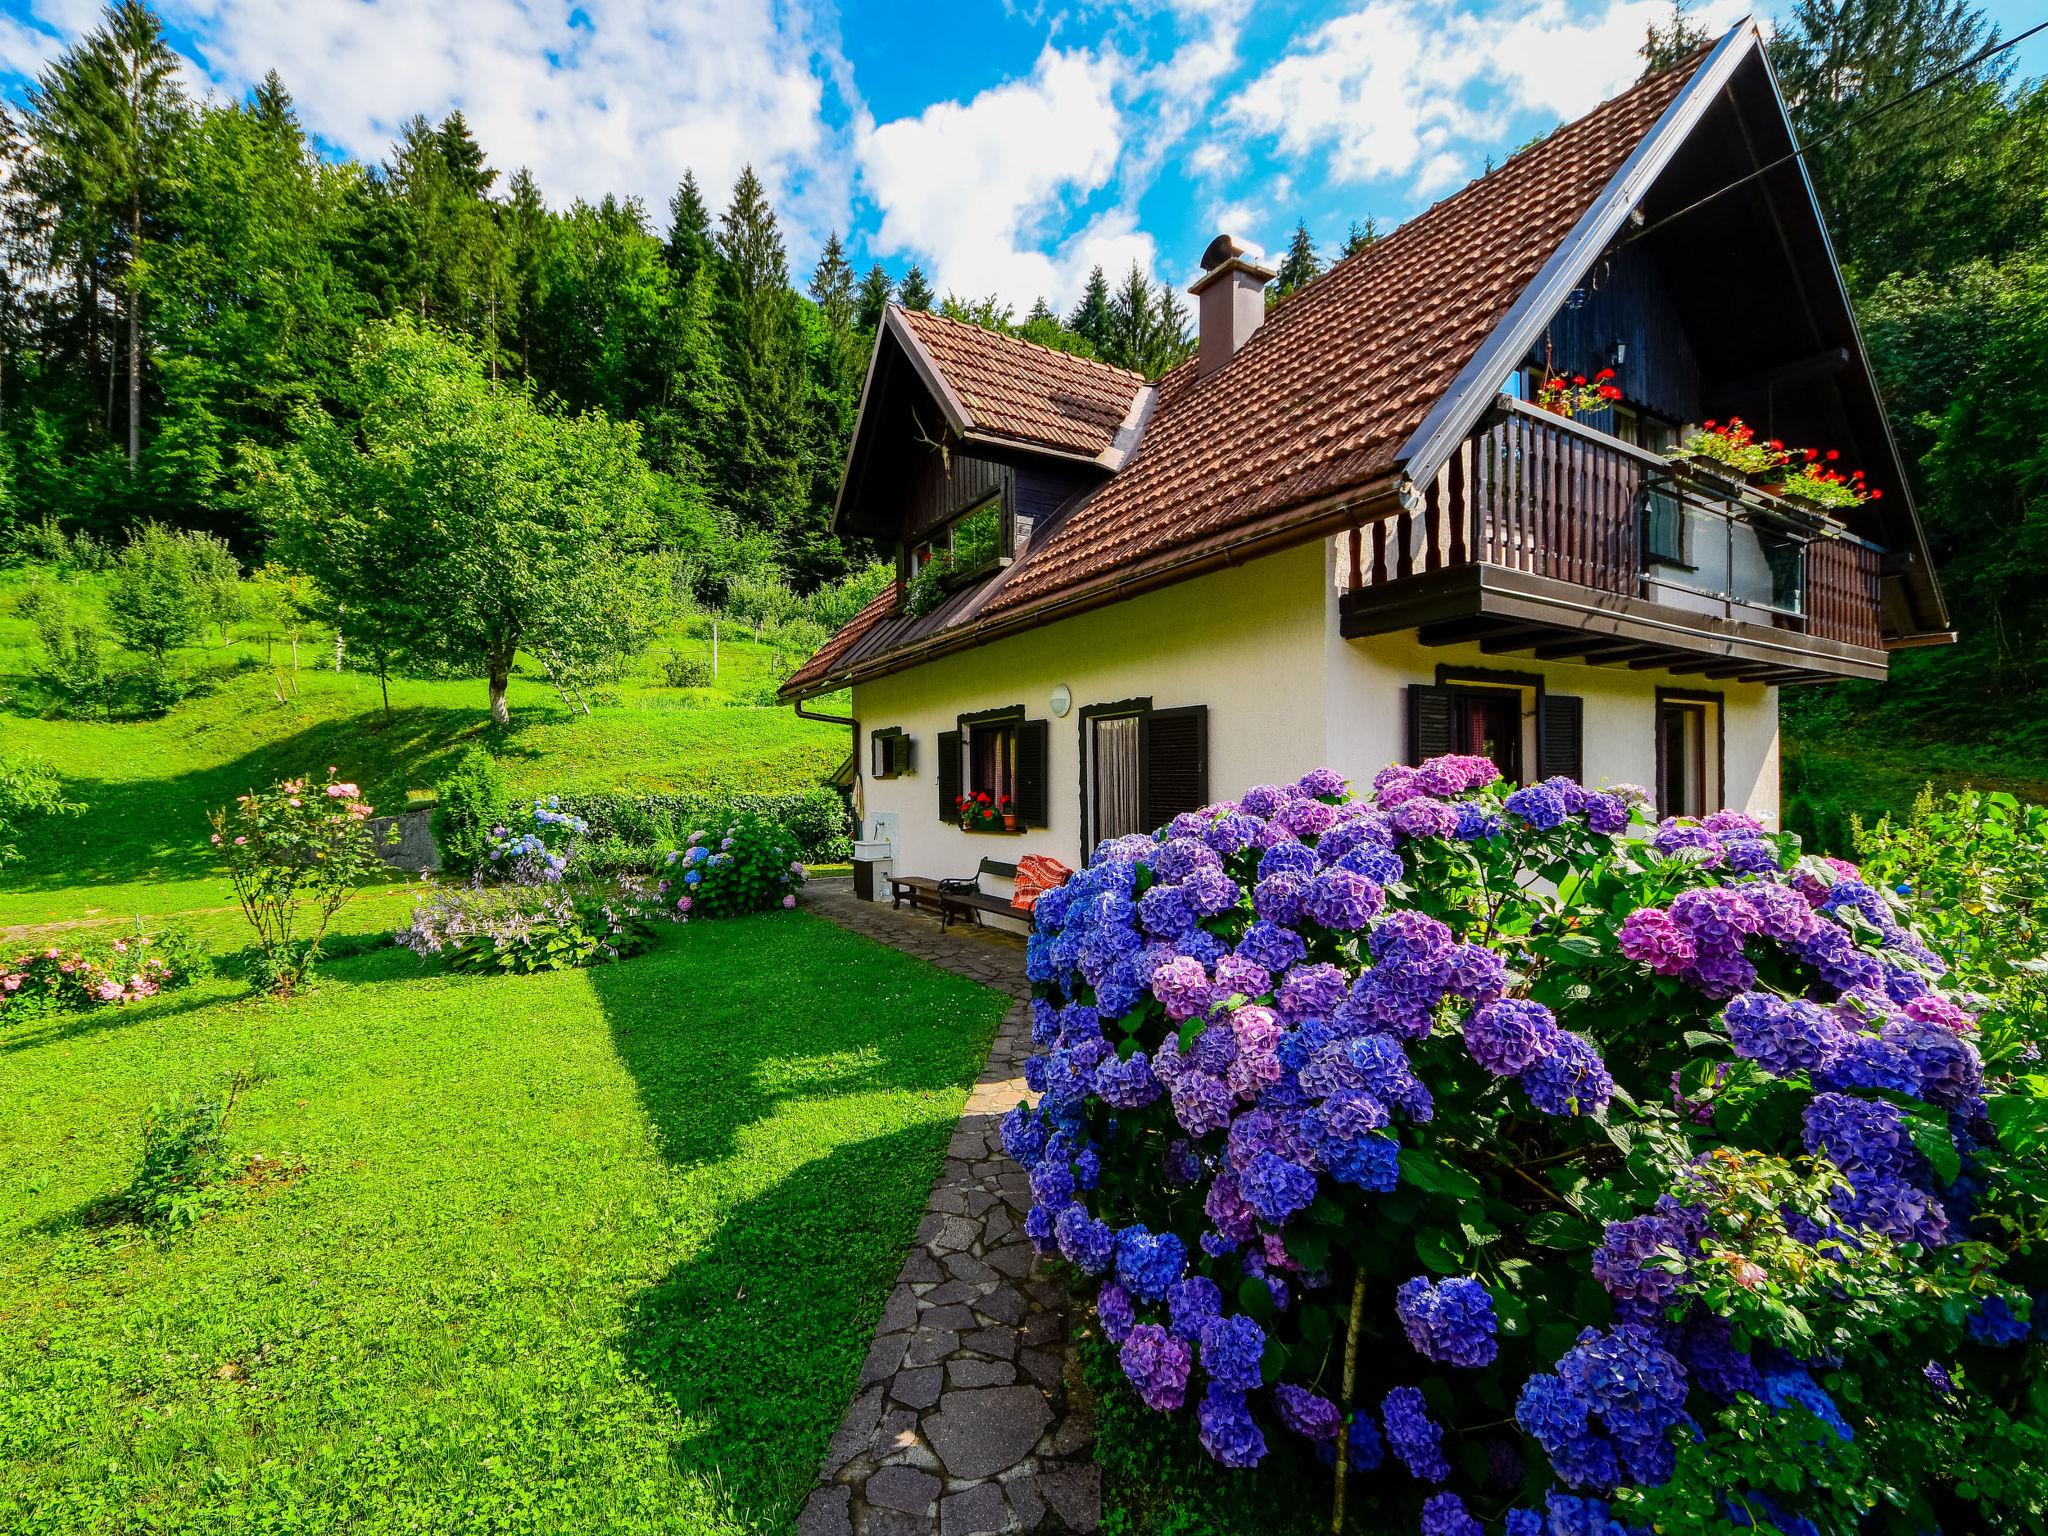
[
  {"xmin": 585, "ymin": 912, "xmax": 1005, "ymax": 1525},
  {"xmin": 5, "ymin": 703, "xmax": 507, "ymax": 900},
  {"xmin": 619, "ymin": 1123, "xmax": 943, "ymax": 1529}
]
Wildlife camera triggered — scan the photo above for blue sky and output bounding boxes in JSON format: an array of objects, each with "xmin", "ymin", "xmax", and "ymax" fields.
[{"xmin": 3, "ymin": 0, "xmax": 2043, "ymax": 314}]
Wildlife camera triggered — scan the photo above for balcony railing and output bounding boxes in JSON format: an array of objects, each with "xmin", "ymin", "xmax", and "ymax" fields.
[{"xmin": 1346, "ymin": 397, "xmax": 1885, "ymax": 650}]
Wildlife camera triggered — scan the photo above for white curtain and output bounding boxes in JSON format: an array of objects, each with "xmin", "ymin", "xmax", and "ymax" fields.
[{"xmin": 1093, "ymin": 715, "xmax": 1143, "ymax": 842}]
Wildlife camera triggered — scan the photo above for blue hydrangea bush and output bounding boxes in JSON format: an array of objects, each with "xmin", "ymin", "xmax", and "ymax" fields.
[{"xmin": 1013, "ymin": 759, "xmax": 2046, "ymax": 1535}]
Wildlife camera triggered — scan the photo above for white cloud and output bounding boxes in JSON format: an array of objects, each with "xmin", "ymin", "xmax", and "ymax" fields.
[
  {"xmin": 7, "ymin": 0, "xmax": 850, "ymax": 247},
  {"xmin": 858, "ymin": 44, "xmax": 1130, "ymax": 310},
  {"xmin": 1223, "ymin": 0, "xmax": 1746, "ymax": 192}
]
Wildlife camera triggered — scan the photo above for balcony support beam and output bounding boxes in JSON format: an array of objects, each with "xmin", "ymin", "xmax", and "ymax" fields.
[{"xmin": 1341, "ymin": 563, "xmax": 1888, "ymax": 683}]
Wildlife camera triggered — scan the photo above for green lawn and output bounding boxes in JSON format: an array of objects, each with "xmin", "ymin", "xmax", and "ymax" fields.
[
  {"xmin": 0, "ymin": 910, "xmax": 1007, "ymax": 1535},
  {"xmin": 0, "ymin": 562, "xmax": 850, "ymax": 926}
]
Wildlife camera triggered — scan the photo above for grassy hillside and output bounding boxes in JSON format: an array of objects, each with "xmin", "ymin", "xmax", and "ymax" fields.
[{"xmin": 0, "ymin": 564, "xmax": 849, "ymax": 926}]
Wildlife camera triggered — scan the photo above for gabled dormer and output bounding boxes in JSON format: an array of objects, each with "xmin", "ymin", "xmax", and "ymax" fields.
[{"xmin": 833, "ymin": 308, "xmax": 1152, "ymax": 625}]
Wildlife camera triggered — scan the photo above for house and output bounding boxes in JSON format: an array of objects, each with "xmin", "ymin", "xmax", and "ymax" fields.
[{"xmin": 779, "ymin": 24, "xmax": 1950, "ymax": 912}]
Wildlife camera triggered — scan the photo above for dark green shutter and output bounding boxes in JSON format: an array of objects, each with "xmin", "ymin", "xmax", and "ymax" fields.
[
  {"xmin": 900, "ymin": 736, "xmax": 915, "ymax": 775},
  {"xmin": 1014, "ymin": 720, "xmax": 1050, "ymax": 827},
  {"xmin": 1407, "ymin": 685, "xmax": 1457, "ymax": 764},
  {"xmin": 937, "ymin": 730, "xmax": 961, "ymax": 820},
  {"xmin": 1140, "ymin": 706, "xmax": 1208, "ymax": 831},
  {"xmin": 1536, "ymin": 694, "xmax": 1584, "ymax": 781}
]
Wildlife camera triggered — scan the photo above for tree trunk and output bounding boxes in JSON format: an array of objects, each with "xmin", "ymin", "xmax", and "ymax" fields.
[
  {"xmin": 488, "ymin": 668, "xmax": 511, "ymax": 726},
  {"xmin": 127, "ymin": 186, "xmax": 141, "ymax": 475}
]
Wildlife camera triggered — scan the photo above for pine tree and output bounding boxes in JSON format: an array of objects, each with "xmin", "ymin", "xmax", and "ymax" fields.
[
  {"xmin": 1341, "ymin": 218, "xmax": 1379, "ymax": 257},
  {"xmin": 435, "ymin": 110, "xmax": 496, "ymax": 196},
  {"xmin": 21, "ymin": 0, "xmax": 189, "ymax": 477},
  {"xmin": 808, "ymin": 231, "xmax": 856, "ymax": 335},
  {"xmin": 664, "ymin": 169, "xmax": 715, "ymax": 289},
  {"xmin": 499, "ymin": 167, "xmax": 549, "ymax": 375},
  {"xmin": 1066, "ymin": 265, "xmax": 1113, "ymax": 352},
  {"xmin": 710, "ymin": 166, "xmax": 808, "ymax": 551},
  {"xmin": 250, "ymin": 68, "xmax": 297, "ymax": 141},
  {"xmin": 1637, "ymin": 2, "xmax": 1711, "ymax": 77},
  {"xmin": 856, "ymin": 263, "xmax": 893, "ymax": 329},
  {"xmin": 1770, "ymin": 0, "xmax": 2034, "ymax": 285},
  {"xmin": 1102, "ymin": 262, "xmax": 1192, "ymax": 379},
  {"xmin": 1273, "ymin": 220, "xmax": 1319, "ymax": 301},
  {"xmin": 897, "ymin": 263, "xmax": 934, "ymax": 311}
]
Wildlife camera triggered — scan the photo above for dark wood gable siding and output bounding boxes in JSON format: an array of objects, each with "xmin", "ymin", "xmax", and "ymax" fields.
[
  {"xmin": 1014, "ymin": 461, "xmax": 1095, "ymax": 531},
  {"xmin": 1537, "ymin": 244, "xmax": 1701, "ymax": 427},
  {"xmin": 903, "ymin": 448, "xmax": 1012, "ymax": 543}
]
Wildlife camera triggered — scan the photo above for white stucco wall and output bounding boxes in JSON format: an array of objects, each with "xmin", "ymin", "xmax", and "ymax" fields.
[{"xmin": 847, "ymin": 536, "xmax": 1780, "ymax": 921}]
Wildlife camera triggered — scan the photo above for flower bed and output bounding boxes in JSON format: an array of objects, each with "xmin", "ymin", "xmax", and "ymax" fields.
[
  {"xmin": 2, "ymin": 928, "xmax": 206, "ymax": 1023},
  {"xmin": 1012, "ymin": 761, "xmax": 2040, "ymax": 1534},
  {"xmin": 402, "ymin": 802, "xmax": 806, "ymax": 971}
]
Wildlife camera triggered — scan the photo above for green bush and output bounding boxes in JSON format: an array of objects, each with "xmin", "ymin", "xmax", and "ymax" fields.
[
  {"xmin": 433, "ymin": 747, "xmax": 511, "ymax": 874},
  {"xmin": 121, "ymin": 1071, "xmax": 250, "ymax": 1228},
  {"xmin": 668, "ymin": 812, "xmax": 806, "ymax": 918},
  {"xmin": 560, "ymin": 786, "xmax": 851, "ymax": 865},
  {"xmin": 659, "ymin": 649, "xmax": 713, "ymax": 688}
]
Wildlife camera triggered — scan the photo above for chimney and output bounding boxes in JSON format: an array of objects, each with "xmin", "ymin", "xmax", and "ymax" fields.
[{"xmin": 1188, "ymin": 234, "xmax": 1276, "ymax": 378}]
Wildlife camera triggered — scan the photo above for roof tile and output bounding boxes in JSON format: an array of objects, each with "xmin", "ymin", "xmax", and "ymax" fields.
[{"xmin": 897, "ymin": 308, "xmax": 1144, "ymax": 458}]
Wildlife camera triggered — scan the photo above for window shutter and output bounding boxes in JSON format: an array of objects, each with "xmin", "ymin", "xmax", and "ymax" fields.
[
  {"xmin": 1140, "ymin": 706, "xmax": 1208, "ymax": 832},
  {"xmin": 1014, "ymin": 720, "xmax": 1050, "ymax": 827},
  {"xmin": 1536, "ymin": 694, "xmax": 1584, "ymax": 781},
  {"xmin": 937, "ymin": 730, "xmax": 961, "ymax": 821},
  {"xmin": 1407, "ymin": 685, "xmax": 1457, "ymax": 764},
  {"xmin": 900, "ymin": 736, "xmax": 915, "ymax": 775}
]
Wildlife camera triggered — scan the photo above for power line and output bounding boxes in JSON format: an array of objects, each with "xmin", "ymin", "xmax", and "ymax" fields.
[{"xmin": 1622, "ymin": 18, "xmax": 2048, "ymax": 249}]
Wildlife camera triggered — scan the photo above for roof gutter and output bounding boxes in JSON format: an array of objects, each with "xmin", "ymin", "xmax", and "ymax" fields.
[
  {"xmin": 793, "ymin": 696, "xmax": 855, "ymax": 727},
  {"xmin": 782, "ymin": 474, "xmax": 1404, "ymax": 700}
]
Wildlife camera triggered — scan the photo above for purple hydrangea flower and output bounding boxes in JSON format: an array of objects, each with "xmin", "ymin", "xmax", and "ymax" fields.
[
  {"xmin": 1054, "ymin": 1205, "xmax": 1115, "ymax": 1273},
  {"xmin": 1391, "ymin": 797, "xmax": 1460, "ymax": 840},
  {"xmin": 1382, "ymin": 1385, "xmax": 1450, "ymax": 1482},
  {"xmin": 1652, "ymin": 819, "xmax": 1725, "ymax": 865},
  {"xmin": 1095, "ymin": 1049, "xmax": 1163, "ymax": 1109},
  {"xmin": 1584, "ymin": 792, "xmax": 1631, "ymax": 834},
  {"xmin": 1722, "ymin": 991, "xmax": 1847, "ymax": 1078},
  {"xmin": 1252, "ymin": 873, "xmax": 1307, "ymax": 924},
  {"xmin": 1204, "ymin": 1169, "xmax": 1260, "ymax": 1245},
  {"xmin": 1464, "ymin": 997, "xmax": 1561, "ymax": 1076},
  {"xmin": 1001, "ymin": 1105, "xmax": 1048, "ymax": 1166},
  {"xmin": 1023, "ymin": 1202, "xmax": 1056, "ymax": 1253},
  {"xmin": 1802, "ymin": 1092, "xmax": 1914, "ymax": 1183},
  {"xmin": 1197, "ymin": 1385, "xmax": 1269, "ymax": 1467},
  {"xmin": 1115, "ymin": 1225, "xmax": 1188, "ymax": 1302},
  {"xmin": 1504, "ymin": 783, "xmax": 1568, "ymax": 830},
  {"xmin": 1120, "ymin": 1323, "xmax": 1193, "ymax": 1412},
  {"xmin": 1198, "ymin": 1313, "xmax": 1267, "ymax": 1390},
  {"xmin": 1273, "ymin": 1382, "xmax": 1343, "ymax": 1440},
  {"xmin": 1618, "ymin": 906, "xmax": 1697, "ymax": 976},
  {"xmin": 1097, "ymin": 1282, "xmax": 1136, "ymax": 1343},
  {"xmin": 1167, "ymin": 1275, "xmax": 1223, "ymax": 1340},
  {"xmin": 1302, "ymin": 868, "xmax": 1384, "ymax": 931},
  {"xmin": 1522, "ymin": 1033, "xmax": 1614, "ymax": 1118},
  {"xmin": 1454, "ymin": 802, "xmax": 1505, "ymax": 841},
  {"xmin": 1443, "ymin": 942, "xmax": 1508, "ymax": 1001},
  {"xmin": 1591, "ymin": 1199, "xmax": 1703, "ymax": 1321},
  {"xmin": 1420, "ymin": 1493, "xmax": 1485, "ymax": 1536},
  {"xmin": 1240, "ymin": 1150, "xmax": 1319, "ymax": 1225},
  {"xmin": 1153, "ymin": 955, "xmax": 1214, "ymax": 1022},
  {"xmin": 1239, "ymin": 920, "xmax": 1307, "ymax": 972},
  {"xmin": 1969, "ymin": 1295, "xmax": 2029, "ymax": 1346},
  {"xmin": 1296, "ymin": 766, "xmax": 1348, "ymax": 798},
  {"xmin": 1138, "ymin": 884, "xmax": 1196, "ymax": 938},
  {"xmin": 1182, "ymin": 865, "xmax": 1242, "ymax": 918},
  {"xmin": 1396, "ymin": 1276, "xmax": 1500, "ymax": 1367},
  {"xmin": 1165, "ymin": 1137, "xmax": 1203, "ymax": 1185},
  {"xmin": 1030, "ymin": 1159, "xmax": 1075, "ymax": 1208},
  {"xmin": 1278, "ymin": 962, "xmax": 1348, "ymax": 1022},
  {"xmin": 1153, "ymin": 836, "xmax": 1221, "ymax": 882},
  {"xmin": 1259, "ymin": 841, "xmax": 1319, "ymax": 881}
]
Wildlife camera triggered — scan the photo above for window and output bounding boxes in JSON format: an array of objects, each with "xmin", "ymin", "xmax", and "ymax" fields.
[
  {"xmin": 1656, "ymin": 694, "xmax": 1719, "ymax": 819},
  {"xmin": 1449, "ymin": 689, "xmax": 1523, "ymax": 783},
  {"xmin": 1080, "ymin": 701, "xmax": 1208, "ymax": 856},
  {"xmin": 870, "ymin": 729, "xmax": 913, "ymax": 779},
  {"xmin": 1409, "ymin": 679, "xmax": 1580, "ymax": 785},
  {"xmin": 968, "ymin": 719, "xmax": 1017, "ymax": 809},
  {"xmin": 936, "ymin": 711, "xmax": 1049, "ymax": 830}
]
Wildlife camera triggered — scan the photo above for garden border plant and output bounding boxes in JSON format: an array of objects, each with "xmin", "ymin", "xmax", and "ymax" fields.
[{"xmin": 1011, "ymin": 759, "xmax": 2041, "ymax": 1535}]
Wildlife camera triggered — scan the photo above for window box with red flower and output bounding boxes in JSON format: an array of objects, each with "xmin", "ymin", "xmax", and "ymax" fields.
[
  {"xmin": 1778, "ymin": 448, "xmax": 1881, "ymax": 511},
  {"xmin": 1671, "ymin": 416, "xmax": 1791, "ymax": 480},
  {"xmin": 1532, "ymin": 367, "xmax": 1623, "ymax": 419},
  {"xmin": 956, "ymin": 792, "xmax": 1017, "ymax": 833}
]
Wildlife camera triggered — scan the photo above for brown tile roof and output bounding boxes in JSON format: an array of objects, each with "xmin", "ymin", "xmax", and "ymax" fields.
[
  {"xmin": 781, "ymin": 579, "xmax": 902, "ymax": 696},
  {"xmin": 897, "ymin": 306, "xmax": 1146, "ymax": 458},
  {"xmin": 985, "ymin": 58, "xmax": 1696, "ymax": 615},
  {"xmin": 784, "ymin": 53, "xmax": 1704, "ymax": 697}
]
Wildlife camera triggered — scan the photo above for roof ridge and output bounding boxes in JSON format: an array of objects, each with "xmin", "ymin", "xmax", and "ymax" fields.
[{"xmin": 896, "ymin": 303, "xmax": 1146, "ymax": 384}]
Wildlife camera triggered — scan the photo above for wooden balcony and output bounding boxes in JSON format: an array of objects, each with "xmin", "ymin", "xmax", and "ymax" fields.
[{"xmin": 1339, "ymin": 398, "xmax": 1890, "ymax": 683}]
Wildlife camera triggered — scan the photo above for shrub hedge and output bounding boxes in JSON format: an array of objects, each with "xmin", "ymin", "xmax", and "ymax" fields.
[{"xmin": 557, "ymin": 786, "xmax": 850, "ymax": 865}]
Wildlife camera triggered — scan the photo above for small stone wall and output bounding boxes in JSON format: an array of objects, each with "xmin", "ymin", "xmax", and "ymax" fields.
[{"xmin": 368, "ymin": 809, "xmax": 440, "ymax": 873}]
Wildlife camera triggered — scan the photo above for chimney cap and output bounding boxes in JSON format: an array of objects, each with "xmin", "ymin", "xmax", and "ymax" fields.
[{"xmin": 1190, "ymin": 233, "xmax": 1276, "ymax": 294}]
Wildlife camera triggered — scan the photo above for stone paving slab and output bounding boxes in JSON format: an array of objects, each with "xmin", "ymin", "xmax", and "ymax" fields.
[{"xmin": 798, "ymin": 881, "xmax": 1098, "ymax": 1536}]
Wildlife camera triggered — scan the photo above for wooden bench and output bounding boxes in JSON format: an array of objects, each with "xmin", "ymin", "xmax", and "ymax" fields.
[{"xmin": 890, "ymin": 858, "xmax": 1019, "ymax": 930}]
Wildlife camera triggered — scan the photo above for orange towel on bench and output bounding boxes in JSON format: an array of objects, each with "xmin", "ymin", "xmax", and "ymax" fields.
[{"xmin": 1011, "ymin": 854, "xmax": 1073, "ymax": 913}]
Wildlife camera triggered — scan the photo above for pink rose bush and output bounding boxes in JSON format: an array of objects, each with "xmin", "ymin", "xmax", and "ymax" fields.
[
  {"xmin": 1, "ymin": 929, "xmax": 207, "ymax": 1025},
  {"xmin": 1016, "ymin": 761, "xmax": 2044, "ymax": 1534}
]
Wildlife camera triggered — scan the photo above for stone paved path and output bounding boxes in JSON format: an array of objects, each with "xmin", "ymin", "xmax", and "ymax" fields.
[{"xmin": 796, "ymin": 881, "xmax": 1099, "ymax": 1536}]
